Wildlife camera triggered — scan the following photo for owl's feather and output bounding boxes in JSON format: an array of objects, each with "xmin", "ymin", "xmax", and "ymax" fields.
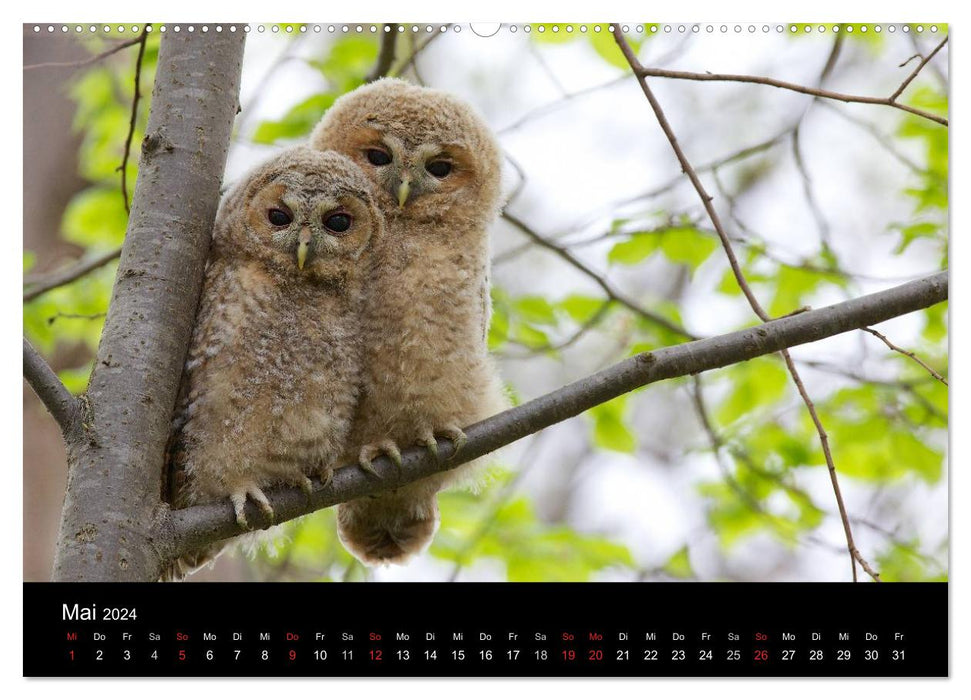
[
  {"xmin": 311, "ymin": 78, "xmax": 508, "ymax": 565},
  {"xmin": 162, "ymin": 147, "xmax": 383, "ymax": 580}
]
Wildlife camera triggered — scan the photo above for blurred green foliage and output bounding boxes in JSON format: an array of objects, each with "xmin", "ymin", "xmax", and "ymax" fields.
[{"xmin": 26, "ymin": 27, "xmax": 948, "ymax": 582}]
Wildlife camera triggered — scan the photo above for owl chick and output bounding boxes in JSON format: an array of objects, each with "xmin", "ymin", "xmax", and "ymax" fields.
[
  {"xmin": 310, "ymin": 78, "xmax": 508, "ymax": 566},
  {"xmin": 163, "ymin": 147, "xmax": 383, "ymax": 580}
]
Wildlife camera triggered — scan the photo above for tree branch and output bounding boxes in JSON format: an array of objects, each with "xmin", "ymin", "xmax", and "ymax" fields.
[
  {"xmin": 160, "ymin": 271, "xmax": 948, "ymax": 562},
  {"xmin": 889, "ymin": 36, "xmax": 948, "ymax": 103},
  {"xmin": 23, "ymin": 36, "xmax": 143, "ymax": 71},
  {"xmin": 502, "ymin": 211, "xmax": 698, "ymax": 340},
  {"xmin": 612, "ymin": 27, "xmax": 888, "ymax": 582},
  {"xmin": 52, "ymin": 29, "xmax": 246, "ymax": 582},
  {"xmin": 23, "ymin": 247, "xmax": 122, "ymax": 302},
  {"xmin": 630, "ymin": 56, "xmax": 947, "ymax": 127},
  {"xmin": 863, "ymin": 327, "xmax": 948, "ymax": 385},
  {"xmin": 366, "ymin": 25, "xmax": 398, "ymax": 82},
  {"xmin": 22, "ymin": 337, "xmax": 81, "ymax": 440}
]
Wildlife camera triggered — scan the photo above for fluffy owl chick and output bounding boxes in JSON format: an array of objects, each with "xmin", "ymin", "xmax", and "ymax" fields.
[
  {"xmin": 311, "ymin": 78, "xmax": 508, "ymax": 565},
  {"xmin": 163, "ymin": 147, "xmax": 383, "ymax": 580}
]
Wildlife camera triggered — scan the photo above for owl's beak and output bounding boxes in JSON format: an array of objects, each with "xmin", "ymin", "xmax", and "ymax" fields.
[
  {"xmin": 297, "ymin": 227, "xmax": 312, "ymax": 270},
  {"xmin": 397, "ymin": 175, "xmax": 411, "ymax": 209}
]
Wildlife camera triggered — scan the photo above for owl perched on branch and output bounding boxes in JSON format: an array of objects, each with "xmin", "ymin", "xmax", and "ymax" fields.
[
  {"xmin": 163, "ymin": 147, "xmax": 383, "ymax": 580},
  {"xmin": 311, "ymin": 78, "xmax": 508, "ymax": 566}
]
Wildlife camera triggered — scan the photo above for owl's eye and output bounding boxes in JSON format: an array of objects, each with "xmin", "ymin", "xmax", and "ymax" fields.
[
  {"xmin": 267, "ymin": 208, "xmax": 292, "ymax": 227},
  {"xmin": 365, "ymin": 148, "xmax": 392, "ymax": 166},
  {"xmin": 425, "ymin": 160, "xmax": 452, "ymax": 178},
  {"xmin": 324, "ymin": 212, "xmax": 353, "ymax": 234}
]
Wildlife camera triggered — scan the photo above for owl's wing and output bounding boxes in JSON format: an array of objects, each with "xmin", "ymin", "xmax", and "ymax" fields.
[{"xmin": 163, "ymin": 257, "xmax": 233, "ymax": 508}]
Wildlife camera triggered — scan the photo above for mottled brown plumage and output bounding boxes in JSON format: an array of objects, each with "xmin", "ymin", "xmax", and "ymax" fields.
[
  {"xmin": 163, "ymin": 147, "xmax": 383, "ymax": 579},
  {"xmin": 311, "ymin": 78, "xmax": 508, "ymax": 565}
]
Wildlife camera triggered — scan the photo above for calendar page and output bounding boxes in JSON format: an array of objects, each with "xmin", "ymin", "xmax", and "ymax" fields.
[{"xmin": 22, "ymin": 21, "xmax": 948, "ymax": 677}]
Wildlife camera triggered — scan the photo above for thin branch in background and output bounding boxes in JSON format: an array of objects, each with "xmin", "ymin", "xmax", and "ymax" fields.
[
  {"xmin": 908, "ymin": 32, "xmax": 948, "ymax": 89},
  {"xmin": 502, "ymin": 211, "xmax": 698, "ymax": 341},
  {"xmin": 503, "ymin": 150, "xmax": 529, "ymax": 206},
  {"xmin": 863, "ymin": 327, "xmax": 948, "ymax": 386},
  {"xmin": 690, "ymin": 377, "xmax": 816, "ymax": 548},
  {"xmin": 889, "ymin": 36, "xmax": 948, "ymax": 103},
  {"xmin": 499, "ymin": 301, "xmax": 613, "ymax": 360},
  {"xmin": 791, "ymin": 125, "xmax": 833, "ymax": 251},
  {"xmin": 818, "ymin": 30, "xmax": 846, "ymax": 85},
  {"xmin": 365, "ymin": 24, "xmax": 399, "ymax": 82},
  {"xmin": 118, "ymin": 26, "xmax": 149, "ymax": 214},
  {"xmin": 24, "ymin": 35, "xmax": 143, "ymax": 71},
  {"xmin": 47, "ymin": 311, "xmax": 107, "ymax": 325},
  {"xmin": 391, "ymin": 26, "xmax": 449, "ymax": 80},
  {"xmin": 234, "ymin": 34, "xmax": 307, "ymax": 139},
  {"xmin": 499, "ymin": 75, "xmax": 630, "ymax": 135},
  {"xmin": 610, "ymin": 128, "xmax": 790, "ymax": 213},
  {"xmin": 22, "ymin": 337, "xmax": 81, "ymax": 439},
  {"xmin": 630, "ymin": 59, "xmax": 948, "ymax": 127},
  {"xmin": 23, "ymin": 248, "xmax": 123, "ymax": 303},
  {"xmin": 527, "ymin": 40, "xmax": 569, "ymax": 97},
  {"xmin": 818, "ymin": 102, "xmax": 925, "ymax": 174},
  {"xmin": 613, "ymin": 27, "xmax": 882, "ymax": 582}
]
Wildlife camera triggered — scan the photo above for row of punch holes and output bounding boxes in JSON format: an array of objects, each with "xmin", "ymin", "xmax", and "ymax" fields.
[{"xmin": 32, "ymin": 24, "xmax": 942, "ymax": 35}]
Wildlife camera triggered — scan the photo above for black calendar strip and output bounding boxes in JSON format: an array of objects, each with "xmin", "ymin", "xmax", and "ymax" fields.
[{"xmin": 24, "ymin": 582, "xmax": 947, "ymax": 677}]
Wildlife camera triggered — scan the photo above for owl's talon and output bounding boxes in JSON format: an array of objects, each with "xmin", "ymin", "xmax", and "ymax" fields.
[
  {"xmin": 299, "ymin": 476, "xmax": 314, "ymax": 498},
  {"xmin": 230, "ymin": 492, "xmax": 251, "ymax": 530},
  {"xmin": 439, "ymin": 425, "xmax": 467, "ymax": 460},
  {"xmin": 358, "ymin": 458, "xmax": 381, "ymax": 478},
  {"xmin": 318, "ymin": 468, "xmax": 335, "ymax": 489},
  {"xmin": 417, "ymin": 433, "xmax": 440, "ymax": 461},
  {"xmin": 358, "ymin": 440, "xmax": 403, "ymax": 476}
]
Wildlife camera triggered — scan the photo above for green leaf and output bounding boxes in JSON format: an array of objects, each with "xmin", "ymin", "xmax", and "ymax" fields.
[
  {"xmin": 589, "ymin": 29, "xmax": 644, "ymax": 70},
  {"xmin": 559, "ymin": 294, "xmax": 605, "ymax": 324},
  {"xmin": 513, "ymin": 295, "xmax": 558, "ymax": 325},
  {"xmin": 657, "ymin": 227, "xmax": 718, "ymax": 270},
  {"xmin": 589, "ymin": 395, "xmax": 637, "ymax": 453},
  {"xmin": 716, "ymin": 357, "xmax": 788, "ymax": 425},
  {"xmin": 529, "ymin": 24, "xmax": 581, "ymax": 44},
  {"xmin": 252, "ymin": 93, "xmax": 336, "ymax": 144},
  {"xmin": 608, "ymin": 227, "xmax": 717, "ymax": 272},
  {"xmin": 607, "ymin": 232, "xmax": 661, "ymax": 265},
  {"xmin": 922, "ymin": 302, "xmax": 947, "ymax": 343},
  {"xmin": 768, "ymin": 265, "xmax": 844, "ymax": 317},
  {"xmin": 62, "ymin": 187, "xmax": 128, "ymax": 249},
  {"xmin": 662, "ymin": 546, "xmax": 693, "ymax": 578}
]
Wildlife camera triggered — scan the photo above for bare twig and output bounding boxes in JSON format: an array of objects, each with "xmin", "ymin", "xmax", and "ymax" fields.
[
  {"xmin": 22, "ymin": 337, "xmax": 81, "ymax": 439},
  {"xmin": 889, "ymin": 36, "xmax": 948, "ymax": 103},
  {"xmin": 365, "ymin": 25, "xmax": 399, "ymax": 82},
  {"xmin": 163, "ymin": 271, "xmax": 948, "ymax": 562},
  {"xmin": 500, "ymin": 301, "xmax": 613, "ymax": 360},
  {"xmin": 47, "ymin": 311, "xmax": 106, "ymax": 325},
  {"xmin": 499, "ymin": 75, "xmax": 631, "ymax": 134},
  {"xmin": 118, "ymin": 26, "xmax": 149, "ymax": 214},
  {"xmin": 24, "ymin": 36, "xmax": 143, "ymax": 71},
  {"xmin": 23, "ymin": 248, "xmax": 122, "ymax": 303},
  {"xmin": 391, "ymin": 26, "xmax": 448, "ymax": 79},
  {"xmin": 502, "ymin": 211, "xmax": 697, "ymax": 340},
  {"xmin": 791, "ymin": 126, "xmax": 833, "ymax": 250},
  {"xmin": 863, "ymin": 327, "xmax": 948, "ymax": 385},
  {"xmin": 818, "ymin": 102, "xmax": 924, "ymax": 174},
  {"xmin": 613, "ymin": 28, "xmax": 884, "ymax": 582},
  {"xmin": 630, "ymin": 60, "xmax": 947, "ymax": 127}
]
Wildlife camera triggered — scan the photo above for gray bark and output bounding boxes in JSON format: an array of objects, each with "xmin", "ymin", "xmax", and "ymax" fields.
[
  {"xmin": 50, "ymin": 30, "xmax": 245, "ymax": 582},
  {"xmin": 161, "ymin": 271, "xmax": 948, "ymax": 563}
]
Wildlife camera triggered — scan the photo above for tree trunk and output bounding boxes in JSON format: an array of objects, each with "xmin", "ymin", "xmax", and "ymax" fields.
[{"xmin": 51, "ymin": 29, "xmax": 246, "ymax": 582}]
